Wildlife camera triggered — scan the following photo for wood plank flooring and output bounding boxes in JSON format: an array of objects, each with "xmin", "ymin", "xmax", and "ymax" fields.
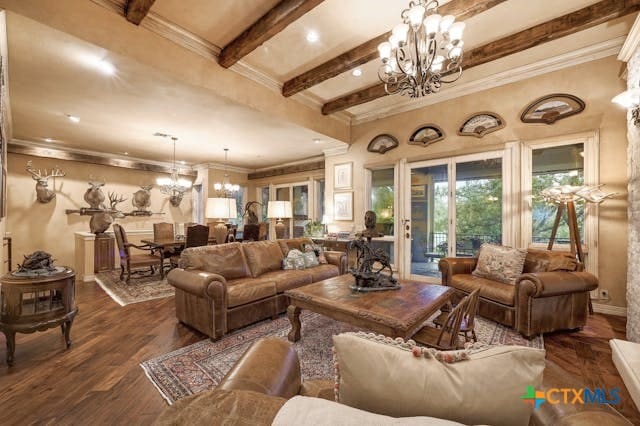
[{"xmin": 0, "ymin": 281, "xmax": 637, "ymax": 425}]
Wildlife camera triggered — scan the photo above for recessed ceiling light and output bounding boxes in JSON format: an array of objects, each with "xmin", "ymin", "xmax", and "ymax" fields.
[
  {"xmin": 66, "ymin": 114, "xmax": 80, "ymax": 123},
  {"xmin": 306, "ymin": 30, "xmax": 319, "ymax": 43},
  {"xmin": 180, "ymin": 160, "xmax": 186, "ymax": 164},
  {"xmin": 313, "ymin": 138, "xmax": 324, "ymax": 144},
  {"xmin": 123, "ymin": 152, "xmax": 129, "ymax": 155},
  {"xmin": 352, "ymin": 68, "xmax": 362, "ymax": 77},
  {"xmin": 95, "ymin": 59, "xmax": 116, "ymax": 76},
  {"xmin": 44, "ymin": 138, "xmax": 54, "ymax": 143}
]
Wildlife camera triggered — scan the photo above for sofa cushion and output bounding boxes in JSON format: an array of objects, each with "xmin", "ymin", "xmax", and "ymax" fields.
[
  {"xmin": 179, "ymin": 243, "xmax": 250, "ymax": 280},
  {"xmin": 243, "ymin": 241, "xmax": 285, "ymax": 278},
  {"xmin": 260, "ymin": 270, "xmax": 313, "ymax": 293},
  {"xmin": 308, "ymin": 264, "xmax": 340, "ymax": 282},
  {"xmin": 523, "ymin": 248, "xmax": 579, "ymax": 273},
  {"xmin": 226, "ymin": 277, "xmax": 277, "ymax": 308},
  {"xmin": 333, "ymin": 332, "xmax": 545, "ymax": 426},
  {"xmin": 272, "ymin": 396, "xmax": 465, "ymax": 426},
  {"xmin": 451, "ymin": 274, "xmax": 515, "ymax": 306},
  {"xmin": 278, "ymin": 238, "xmax": 314, "ymax": 256},
  {"xmin": 472, "ymin": 243, "xmax": 527, "ymax": 285}
]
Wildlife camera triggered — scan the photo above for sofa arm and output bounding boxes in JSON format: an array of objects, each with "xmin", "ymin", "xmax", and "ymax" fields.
[
  {"xmin": 516, "ymin": 271, "xmax": 598, "ymax": 299},
  {"xmin": 438, "ymin": 257, "xmax": 478, "ymax": 285},
  {"xmin": 218, "ymin": 338, "xmax": 302, "ymax": 399},
  {"xmin": 325, "ymin": 250, "xmax": 347, "ymax": 274},
  {"xmin": 167, "ymin": 268, "xmax": 228, "ymax": 302}
]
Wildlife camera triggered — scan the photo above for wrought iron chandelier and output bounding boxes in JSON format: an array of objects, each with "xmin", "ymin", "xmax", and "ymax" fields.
[
  {"xmin": 378, "ymin": 0, "xmax": 465, "ymax": 98},
  {"xmin": 154, "ymin": 133, "xmax": 192, "ymax": 207},
  {"xmin": 214, "ymin": 148, "xmax": 240, "ymax": 197}
]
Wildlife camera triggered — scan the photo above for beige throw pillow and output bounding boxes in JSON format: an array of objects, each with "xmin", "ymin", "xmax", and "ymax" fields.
[
  {"xmin": 333, "ymin": 332, "xmax": 545, "ymax": 426},
  {"xmin": 472, "ymin": 243, "xmax": 527, "ymax": 284}
]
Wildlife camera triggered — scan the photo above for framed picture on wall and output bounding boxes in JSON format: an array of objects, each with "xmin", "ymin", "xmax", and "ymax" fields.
[
  {"xmin": 334, "ymin": 162, "xmax": 352, "ymax": 190},
  {"xmin": 333, "ymin": 192, "xmax": 353, "ymax": 221}
]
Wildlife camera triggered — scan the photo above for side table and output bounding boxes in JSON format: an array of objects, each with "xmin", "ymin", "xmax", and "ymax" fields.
[{"xmin": 0, "ymin": 267, "xmax": 78, "ymax": 366}]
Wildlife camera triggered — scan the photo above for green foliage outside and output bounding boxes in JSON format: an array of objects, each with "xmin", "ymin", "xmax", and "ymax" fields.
[
  {"xmin": 532, "ymin": 171, "xmax": 584, "ymax": 242},
  {"xmin": 371, "ymin": 185, "xmax": 394, "ymax": 226}
]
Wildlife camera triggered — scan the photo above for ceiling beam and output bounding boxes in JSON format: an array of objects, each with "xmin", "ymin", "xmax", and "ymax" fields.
[
  {"xmin": 322, "ymin": 0, "xmax": 640, "ymax": 115},
  {"xmin": 125, "ymin": 0, "xmax": 156, "ymax": 25},
  {"xmin": 218, "ymin": 0, "xmax": 324, "ymax": 69},
  {"xmin": 248, "ymin": 160, "xmax": 324, "ymax": 180},
  {"xmin": 282, "ymin": 0, "xmax": 506, "ymax": 97}
]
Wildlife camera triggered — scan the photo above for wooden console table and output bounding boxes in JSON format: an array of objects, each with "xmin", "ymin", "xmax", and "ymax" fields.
[{"xmin": 0, "ymin": 267, "xmax": 78, "ymax": 366}]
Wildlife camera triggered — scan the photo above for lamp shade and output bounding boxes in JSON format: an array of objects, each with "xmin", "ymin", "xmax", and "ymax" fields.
[
  {"xmin": 267, "ymin": 201, "xmax": 292, "ymax": 219},
  {"xmin": 206, "ymin": 197, "xmax": 237, "ymax": 220}
]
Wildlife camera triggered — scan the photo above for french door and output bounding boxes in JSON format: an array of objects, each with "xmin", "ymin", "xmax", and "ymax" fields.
[
  {"xmin": 273, "ymin": 182, "xmax": 312, "ymax": 239},
  {"xmin": 403, "ymin": 150, "xmax": 508, "ymax": 282}
]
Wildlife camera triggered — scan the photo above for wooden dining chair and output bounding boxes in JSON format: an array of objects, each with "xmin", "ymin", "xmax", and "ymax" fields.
[
  {"xmin": 153, "ymin": 222, "xmax": 174, "ymax": 241},
  {"xmin": 113, "ymin": 224, "xmax": 163, "ymax": 283},
  {"xmin": 433, "ymin": 288, "xmax": 481, "ymax": 343},
  {"xmin": 170, "ymin": 225, "xmax": 209, "ymax": 267},
  {"xmin": 413, "ymin": 293, "xmax": 471, "ymax": 350}
]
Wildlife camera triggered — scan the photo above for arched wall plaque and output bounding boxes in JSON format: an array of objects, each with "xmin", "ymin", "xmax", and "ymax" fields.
[
  {"xmin": 408, "ymin": 125, "xmax": 445, "ymax": 147},
  {"xmin": 457, "ymin": 112, "xmax": 505, "ymax": 138},
  {"xmin": 367, "ymin": 134, "xmax": 399, "ymax": 154},
  {"xmin": 520, "ymin": 94, "xmax": 585, "ymax": 124}
]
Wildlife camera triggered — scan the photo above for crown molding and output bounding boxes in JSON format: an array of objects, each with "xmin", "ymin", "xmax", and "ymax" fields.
[
  {"xmin": 323, "ymin": 145, "xmax": 349, "ymax": 157},
  {"xmin": 619, "ymin": 14, "xmax": 640, "ymax": 62},
  {"xmin": 352, "ymin": 37, "xmax": 626, "ymax": 126},
  {"xmin": 9, "ymin": 138, "xmax": 196, "ymax": 176},
  {"xmin": 192, "ymin": 162, "xmax": 254, "ymax": 174},
  {"xmin": 89, "ymin": 0, "xmax": 351, "ymax": 125},
  {"xmin": 252, "ymin": 155, "xmax": 325, "ymax": 173}
]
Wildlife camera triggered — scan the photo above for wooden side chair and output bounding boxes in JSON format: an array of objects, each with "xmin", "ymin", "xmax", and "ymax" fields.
[
  {"xmin": 153, "ymin": 222, "xmax": 174, "ymax": 240},
  {"xmin": 413, "ymin": 293, "xmax": 471, "ymax": 350},
  {"xmin": 433, "ymin": 288, "xmax": 481, "ymax": 343},
  {"xmin": 170, "ymin": 225, "xmax": 209, "ymax": 267},
  {"xmin": 113, "ymin": 224, "xmax": 163, "ymax": 283}
]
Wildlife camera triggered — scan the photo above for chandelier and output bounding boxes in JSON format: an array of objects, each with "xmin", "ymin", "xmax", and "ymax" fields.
[
  {"xmin": 154, "ymin": 133, "xmax": 192, "ymax": 207},
  {"xmin": 378, "ymin": 0, "xmax": 465, "ymax": 98},
  {"xmin": 214, "ymin": 148, "xmax": 240, "ymax": 197}
]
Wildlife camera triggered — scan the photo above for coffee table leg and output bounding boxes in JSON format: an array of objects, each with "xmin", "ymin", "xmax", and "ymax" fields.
[{"xmin": 287, "ymin": 305, "xmax": 302, "ymax": 342}]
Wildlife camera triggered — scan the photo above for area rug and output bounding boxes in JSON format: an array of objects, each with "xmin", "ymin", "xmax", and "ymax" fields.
[
  {"xmin": 95, "ymin": 270, "xmax": 174, "ymax": 306},
  {"xmin": 141, "ymin": 312, "xmax": 543, "ymax": 404}
]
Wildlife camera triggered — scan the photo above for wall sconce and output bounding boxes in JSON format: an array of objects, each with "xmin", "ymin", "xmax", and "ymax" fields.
[{"xmin": 612, "ymin": 87, "xmax": 640, "ymax": 126}]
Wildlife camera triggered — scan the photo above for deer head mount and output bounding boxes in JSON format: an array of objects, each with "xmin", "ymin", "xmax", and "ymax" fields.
[
  {"xmin": 84, "ymin": 177, "xmax": 106, "ymax": 209},
  {"xmin": 26, "ymin": 160, "xmax": 65, "ymax": 203}
]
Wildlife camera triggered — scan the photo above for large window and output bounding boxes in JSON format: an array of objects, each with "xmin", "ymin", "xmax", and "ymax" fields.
[
  {"xmin": 228, "ymin": 188, "xmax": 246, "ymax": 230},
  {"xmin": 368, "ymin": 168, "xmax": 396, "ymax": 266},
  {"xmin": 274, "ymin": 182, "xmax": 312, "ymax": 239}
]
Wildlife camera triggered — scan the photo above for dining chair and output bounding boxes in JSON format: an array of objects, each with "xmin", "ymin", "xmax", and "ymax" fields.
[
  {"xmin": 433, "ymin": 288, "xmax": 481, "ymax": 343},
  {"xmin": 113, "ymin": 224, "xmax": 163, "ymax": 283},
  {"xmin": 413, "ymin": 292, "xmax": 472, "ymax": 350},
  {"xmin": 171, "ymin": 225, "xmax": 209, "ymax": 267},
  {"xmin": 153, "ymin": 222, "xmax": 174, "ymax": 241}
]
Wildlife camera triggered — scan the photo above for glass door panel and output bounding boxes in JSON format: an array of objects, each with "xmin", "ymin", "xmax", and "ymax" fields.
[
  {"xmin": 275, "ymin": 187, "xmax": 291, "ymax": 239},
  {"xmin": 455, "ymin": 158, "xmax": 503, "ymax": 257},
  {"xmin": 292, "ymin": 185, "xmax": 309, "ymax": 238},
  {"xmin": 410, "ymin": 164, "xmax": 448, "ymax": 278}
]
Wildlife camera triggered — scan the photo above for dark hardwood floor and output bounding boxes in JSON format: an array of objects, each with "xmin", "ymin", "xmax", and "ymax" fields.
[{"xmin": 0, "ymin": 281, "xmax": 638, "ymax": 425}]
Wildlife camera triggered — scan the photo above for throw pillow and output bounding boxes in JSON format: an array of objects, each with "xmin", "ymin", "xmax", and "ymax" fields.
[
  {"xmin": 301, "ymin": 251, "xmax": 319, "ymax": 268},
  {"xmin": 283, "ymin": 249, "xmax": 306, "ymax": 270},
  {"xmin": 303, "ymin": 243, "xmax": 328, "ymax": 264},
  {"xmin": 472, "ymin": 243, "xmax": 527, "ymax": 285},
  {"xmin": 333, "ymin": 332, "xmax": 545, "ymax": 426},
  {"xmin": 523, "ymin": 248, "xmax": 578, "ymax": 273}
]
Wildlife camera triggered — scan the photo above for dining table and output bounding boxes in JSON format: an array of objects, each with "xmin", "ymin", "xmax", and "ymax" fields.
[{"xmin": 141, "ymin": 238, "xmax": 186, "ymax": 273}]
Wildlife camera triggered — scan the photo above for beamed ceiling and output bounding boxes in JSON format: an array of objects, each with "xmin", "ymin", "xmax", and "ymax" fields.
[{"xmin": 1, "ymin": 0, "xmax": 638, "ymax": 168}]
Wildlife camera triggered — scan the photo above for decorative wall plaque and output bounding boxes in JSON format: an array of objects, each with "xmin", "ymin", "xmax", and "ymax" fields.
[
  {"xmin": 408, "ymin": 125, "xmax": 445, "ymax": 147},
  {"xmin": 458, "ymin": 112, "xmax": 505, "ymax": 138},
  {"xmin": 367, "ymin": 134, "xmax": 399, "ymax": 154},
  {"xmin": 520, "ymin": 94, "xmax": 585, "ymax": 124}
]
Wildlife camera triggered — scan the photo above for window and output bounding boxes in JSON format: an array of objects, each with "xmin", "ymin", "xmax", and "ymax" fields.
[
  {"xmin": 368, "ymin": 168, "xmax": 396, "ymax": 266},
  {"xmin": 227, "ymin": 187, "xmax": 246, "ymax": 229}
]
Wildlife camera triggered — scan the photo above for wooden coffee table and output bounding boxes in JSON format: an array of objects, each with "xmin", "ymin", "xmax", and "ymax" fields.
[{"xmin": 284, "ymin": 274, "xmax": 453, "ymax": 342}]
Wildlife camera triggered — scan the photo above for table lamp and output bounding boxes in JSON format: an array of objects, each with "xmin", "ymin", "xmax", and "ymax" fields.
[
  {"xmin": 267, "ymin": 201, "xmax": 292, "ymax": 239},
  {"xmin": 206, "ymin": 197, "xmax": 237, "ymax": 244}
]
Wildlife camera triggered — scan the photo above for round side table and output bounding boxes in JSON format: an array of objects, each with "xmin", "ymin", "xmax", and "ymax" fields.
[{"xmin": 0, "ymin": 267, "xmax": 78, "ymax": 366}]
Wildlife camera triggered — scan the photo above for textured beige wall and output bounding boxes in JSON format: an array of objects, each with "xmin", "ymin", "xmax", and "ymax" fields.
[
  {"xmin": 6, "ymin": 153, "xmax": 193, "ymax": 270},
  {"xmin": 326, "ymin": 56, "xmax": 628, "ymax": 308}
]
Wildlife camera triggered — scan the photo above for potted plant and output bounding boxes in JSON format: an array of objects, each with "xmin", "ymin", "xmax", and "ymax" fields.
[{"xmin": 304, "ymin": 220, "xmax": 324, "ymax": 238}]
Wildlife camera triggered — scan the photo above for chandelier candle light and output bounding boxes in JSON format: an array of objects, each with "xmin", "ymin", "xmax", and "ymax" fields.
[
  {"xmin": 378, "ymin": 0, "xmax": 465, "ymax": 98},
  {"xmin": 154, "ymin": 133, "xmax": 192, "ymax": 207},
  {"xmin": 214, "ymin": 148, "xmax": 240, "ymax": 197}
]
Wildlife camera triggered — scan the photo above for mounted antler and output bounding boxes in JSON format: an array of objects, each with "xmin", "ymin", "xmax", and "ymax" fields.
[
  {"xmin": 108, "ymin": 192, "xmax": 127, "ymax": 209},
  {"xmin": 26, "ymin": 160, "xmax": 65, "ymax": 203}
]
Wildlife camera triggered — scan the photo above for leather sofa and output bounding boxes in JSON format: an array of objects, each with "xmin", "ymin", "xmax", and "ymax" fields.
[
  {"xmin": 155, "ymin": 338, "xmax": 631, "ymax": 425},
  {"xmin": 439, "ymin": 249, "xmax": 598, "ymax": 338},
  {"xmin": 167, "ymin": 238, "xmax": 347, "ymax": 340}
]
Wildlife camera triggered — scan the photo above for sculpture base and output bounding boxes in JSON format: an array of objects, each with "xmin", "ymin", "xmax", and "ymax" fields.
[{"xmin": 350, "ymin": 271, "xmax": 400, "ymax": 293}]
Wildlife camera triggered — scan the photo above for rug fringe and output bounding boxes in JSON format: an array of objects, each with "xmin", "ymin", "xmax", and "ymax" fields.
[
  {"xmin": 140, "ymin": 363, "xmax": 175, "ymax": 406},
  {"xmin": 95, "ymin": 276, "xmax": 126, "ymax": 307}
]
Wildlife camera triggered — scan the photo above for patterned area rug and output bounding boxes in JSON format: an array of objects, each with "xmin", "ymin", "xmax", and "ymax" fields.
[
  {"xmin": 95, "ymin": 270, "xmax": 174, "ymax": 306},
  {"xmin": 141, "ymin": 312, "xmax": 543, "ymax": 404}
]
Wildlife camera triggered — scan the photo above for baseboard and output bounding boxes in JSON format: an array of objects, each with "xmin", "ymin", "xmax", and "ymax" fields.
[
  {"xmin": 82, "ymin": 274, "xmax": 96, "ymax": 283},
  {"xmin": 592, "ymin": 303, "xmax": 627, "ymax": 317}
]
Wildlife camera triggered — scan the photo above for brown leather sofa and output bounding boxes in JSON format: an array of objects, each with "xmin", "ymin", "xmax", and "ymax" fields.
[
  {"xmin": 167, "ymin": 238, "xmax": 347, "ymax": 340},
  {"xmin": 155, "ymin": 338, "xmax": 631, "ymax": 425},
  {"xmin": 439, "ymin": 249, "xmax": 598, "ymax": 338}
]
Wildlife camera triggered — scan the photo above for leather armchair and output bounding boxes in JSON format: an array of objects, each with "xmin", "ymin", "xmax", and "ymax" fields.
[{"xmin": 439, "ymin": 250, "xmax": 598, "ymax": 338}]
